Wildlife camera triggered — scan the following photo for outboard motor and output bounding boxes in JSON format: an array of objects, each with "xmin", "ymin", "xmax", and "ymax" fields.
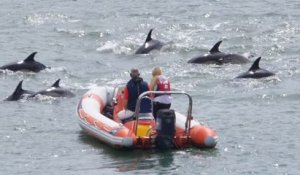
[{"xmin": 155, "ymin": 109, "xmax": 176, "ymax": 149}]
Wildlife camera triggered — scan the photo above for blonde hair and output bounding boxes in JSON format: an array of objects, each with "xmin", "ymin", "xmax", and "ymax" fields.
[{"xmin": 152, "ymin": 67, "xmax": 162, "ymax": 76}]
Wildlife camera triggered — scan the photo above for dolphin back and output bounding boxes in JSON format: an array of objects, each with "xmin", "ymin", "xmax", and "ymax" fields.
[
  {"xmin": 5, "ymin": 80, "xmax": 34, "ymax": 101},
  {"xmin": 236, "ymin": 57, "xmax": 275, "ymax": 79},
  {"xmin": 135, "ymin": 29, "xmax": 163, "ymax": 54},
  {"xmin": 31, "ymin": 88, "xmax": 75, "ymax": 98},
  {"xmin": 0, "ymin": 52, "xmax": 47, "ymax": 72},
  {"xmin": 188, "ymin": 40, "xmax": 249, "ymax": 65},
  {"xmin": 30, "ymin": 79, "xmax": 75, "ymax": 98}
]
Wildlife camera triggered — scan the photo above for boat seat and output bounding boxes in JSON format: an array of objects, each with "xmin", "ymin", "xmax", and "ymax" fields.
[
  {"xmin": 121, "ymin": 112, "xmax": 154, "ymax": 124},
  {"xmin": 139, "ymin": 113, "xmax": 154, "ymax": 120}
]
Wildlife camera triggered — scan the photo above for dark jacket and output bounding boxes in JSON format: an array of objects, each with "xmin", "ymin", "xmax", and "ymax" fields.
[{"xmin": 126, "ymin": 78, "xmax": 151, "ymax": 113}]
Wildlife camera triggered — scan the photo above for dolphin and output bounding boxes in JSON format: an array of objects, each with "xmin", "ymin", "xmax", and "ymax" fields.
[
  {"xmin": 135, "ymin": 29, "xmax": 164, "ymax": 54},
  {"xmin": 236, "ymin": 57, "xmax": 275, "ymax": 79},
  {"xmin": 5, "ymin": 80, "xmax": 35, "ymax": 101},
  {"xmin": 29, "ymin": 79, "xmax": 75, "ymax": 98},
  {"xmin": 0, "ymin": 52, "xmax": 48, "ymax": 72},
  {"xmin": 187, "ymin": 41, "xmax": 250, "ymax": 65}
]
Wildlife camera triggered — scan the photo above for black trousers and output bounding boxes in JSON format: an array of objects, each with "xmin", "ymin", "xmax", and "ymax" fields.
[{"xmin": 153, "ymin": 102, "xmax": 171, "ymax": 119}]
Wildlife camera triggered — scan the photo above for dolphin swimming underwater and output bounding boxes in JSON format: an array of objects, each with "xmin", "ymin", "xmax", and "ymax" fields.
[
  {"xmin": 5, "ymin": 80, "xmax": 35, "ymax": 101},
  {"xmin": 135, "ymin": 29, "xmax": 164, "ymax": 54},
  {"xmin": 187, "ymin": 41, "xmax": 250, "ymax": 65},
  {"xmin": 29, "ymin": 79, "xmax": 75, "ymax": 98},
  {"xmin": 236, "ymin": 57, "xmax": 275, "ymax": 79},
  {"xmin": 0, "ymin": 52, "xmax": 48, "ymax": 72}
]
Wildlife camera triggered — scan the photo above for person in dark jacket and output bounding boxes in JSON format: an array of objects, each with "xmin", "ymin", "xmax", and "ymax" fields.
[{"xmin": 117, "ymin": 68, "xmax": 152, "ymax": 122}]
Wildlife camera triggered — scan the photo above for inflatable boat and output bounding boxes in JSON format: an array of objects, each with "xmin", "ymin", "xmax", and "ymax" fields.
[{"xmin": 76, "ymin": 86, "xmax": 217, "ymax": 149}]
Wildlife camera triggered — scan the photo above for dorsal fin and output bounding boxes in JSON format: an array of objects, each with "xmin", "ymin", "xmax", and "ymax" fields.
[
  {"xmin": 209, "ymin": 40, "xmax": 222, "ymax": 53},
  {"xmin": 24, "ymin": 52, "xmax": 37, "ymax": 62},
  {"xmin": 7, "ymin": 80, "xmax": 24, "ymax": 100},
  {"xmin": 145, "ymin": 29, "xmax": 153, "ymax": 42},
  {"xmin": 14, "ymin": 80, "xmax": 24, "ymax": 93},
  {"xmin": 52, "ymin": 79, "xmax": 60, "ymax": 87},
  {"xmin": 249, "ymin": 57, "xmax": 261, "ymax": 71}
]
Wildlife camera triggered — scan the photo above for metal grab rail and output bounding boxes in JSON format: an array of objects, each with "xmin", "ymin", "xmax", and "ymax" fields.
[
  {"xmin": 133, "ymin": 91, "xmax": 193, "ymax": 138},
  {"xmin": 111, "ymin": 83, "xmax": 127, "ymax": 106}
]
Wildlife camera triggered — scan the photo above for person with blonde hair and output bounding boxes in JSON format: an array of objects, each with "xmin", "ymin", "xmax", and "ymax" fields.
[{"xmin": 149, "ymin": 67, "xmax": 172, "ymax": 119}]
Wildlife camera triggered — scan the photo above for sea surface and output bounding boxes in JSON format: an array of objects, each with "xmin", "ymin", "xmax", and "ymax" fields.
[{"xmin": 0, "ymin": 0, "xmax": 299, "ymax": 174}]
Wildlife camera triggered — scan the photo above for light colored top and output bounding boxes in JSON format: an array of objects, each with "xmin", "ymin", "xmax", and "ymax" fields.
[{"xmin": 150, "ymin": 75, "xmax": 172, "ymax": 104}]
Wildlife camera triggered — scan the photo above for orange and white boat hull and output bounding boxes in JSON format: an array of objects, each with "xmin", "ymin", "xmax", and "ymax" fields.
[
  {"xmin": 77, "ymin": 86, "xmax": 136, "ymax": 148},
  {"xmin": 76, "ymin": 86, "xmax": 217, "ymax": 149}
]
